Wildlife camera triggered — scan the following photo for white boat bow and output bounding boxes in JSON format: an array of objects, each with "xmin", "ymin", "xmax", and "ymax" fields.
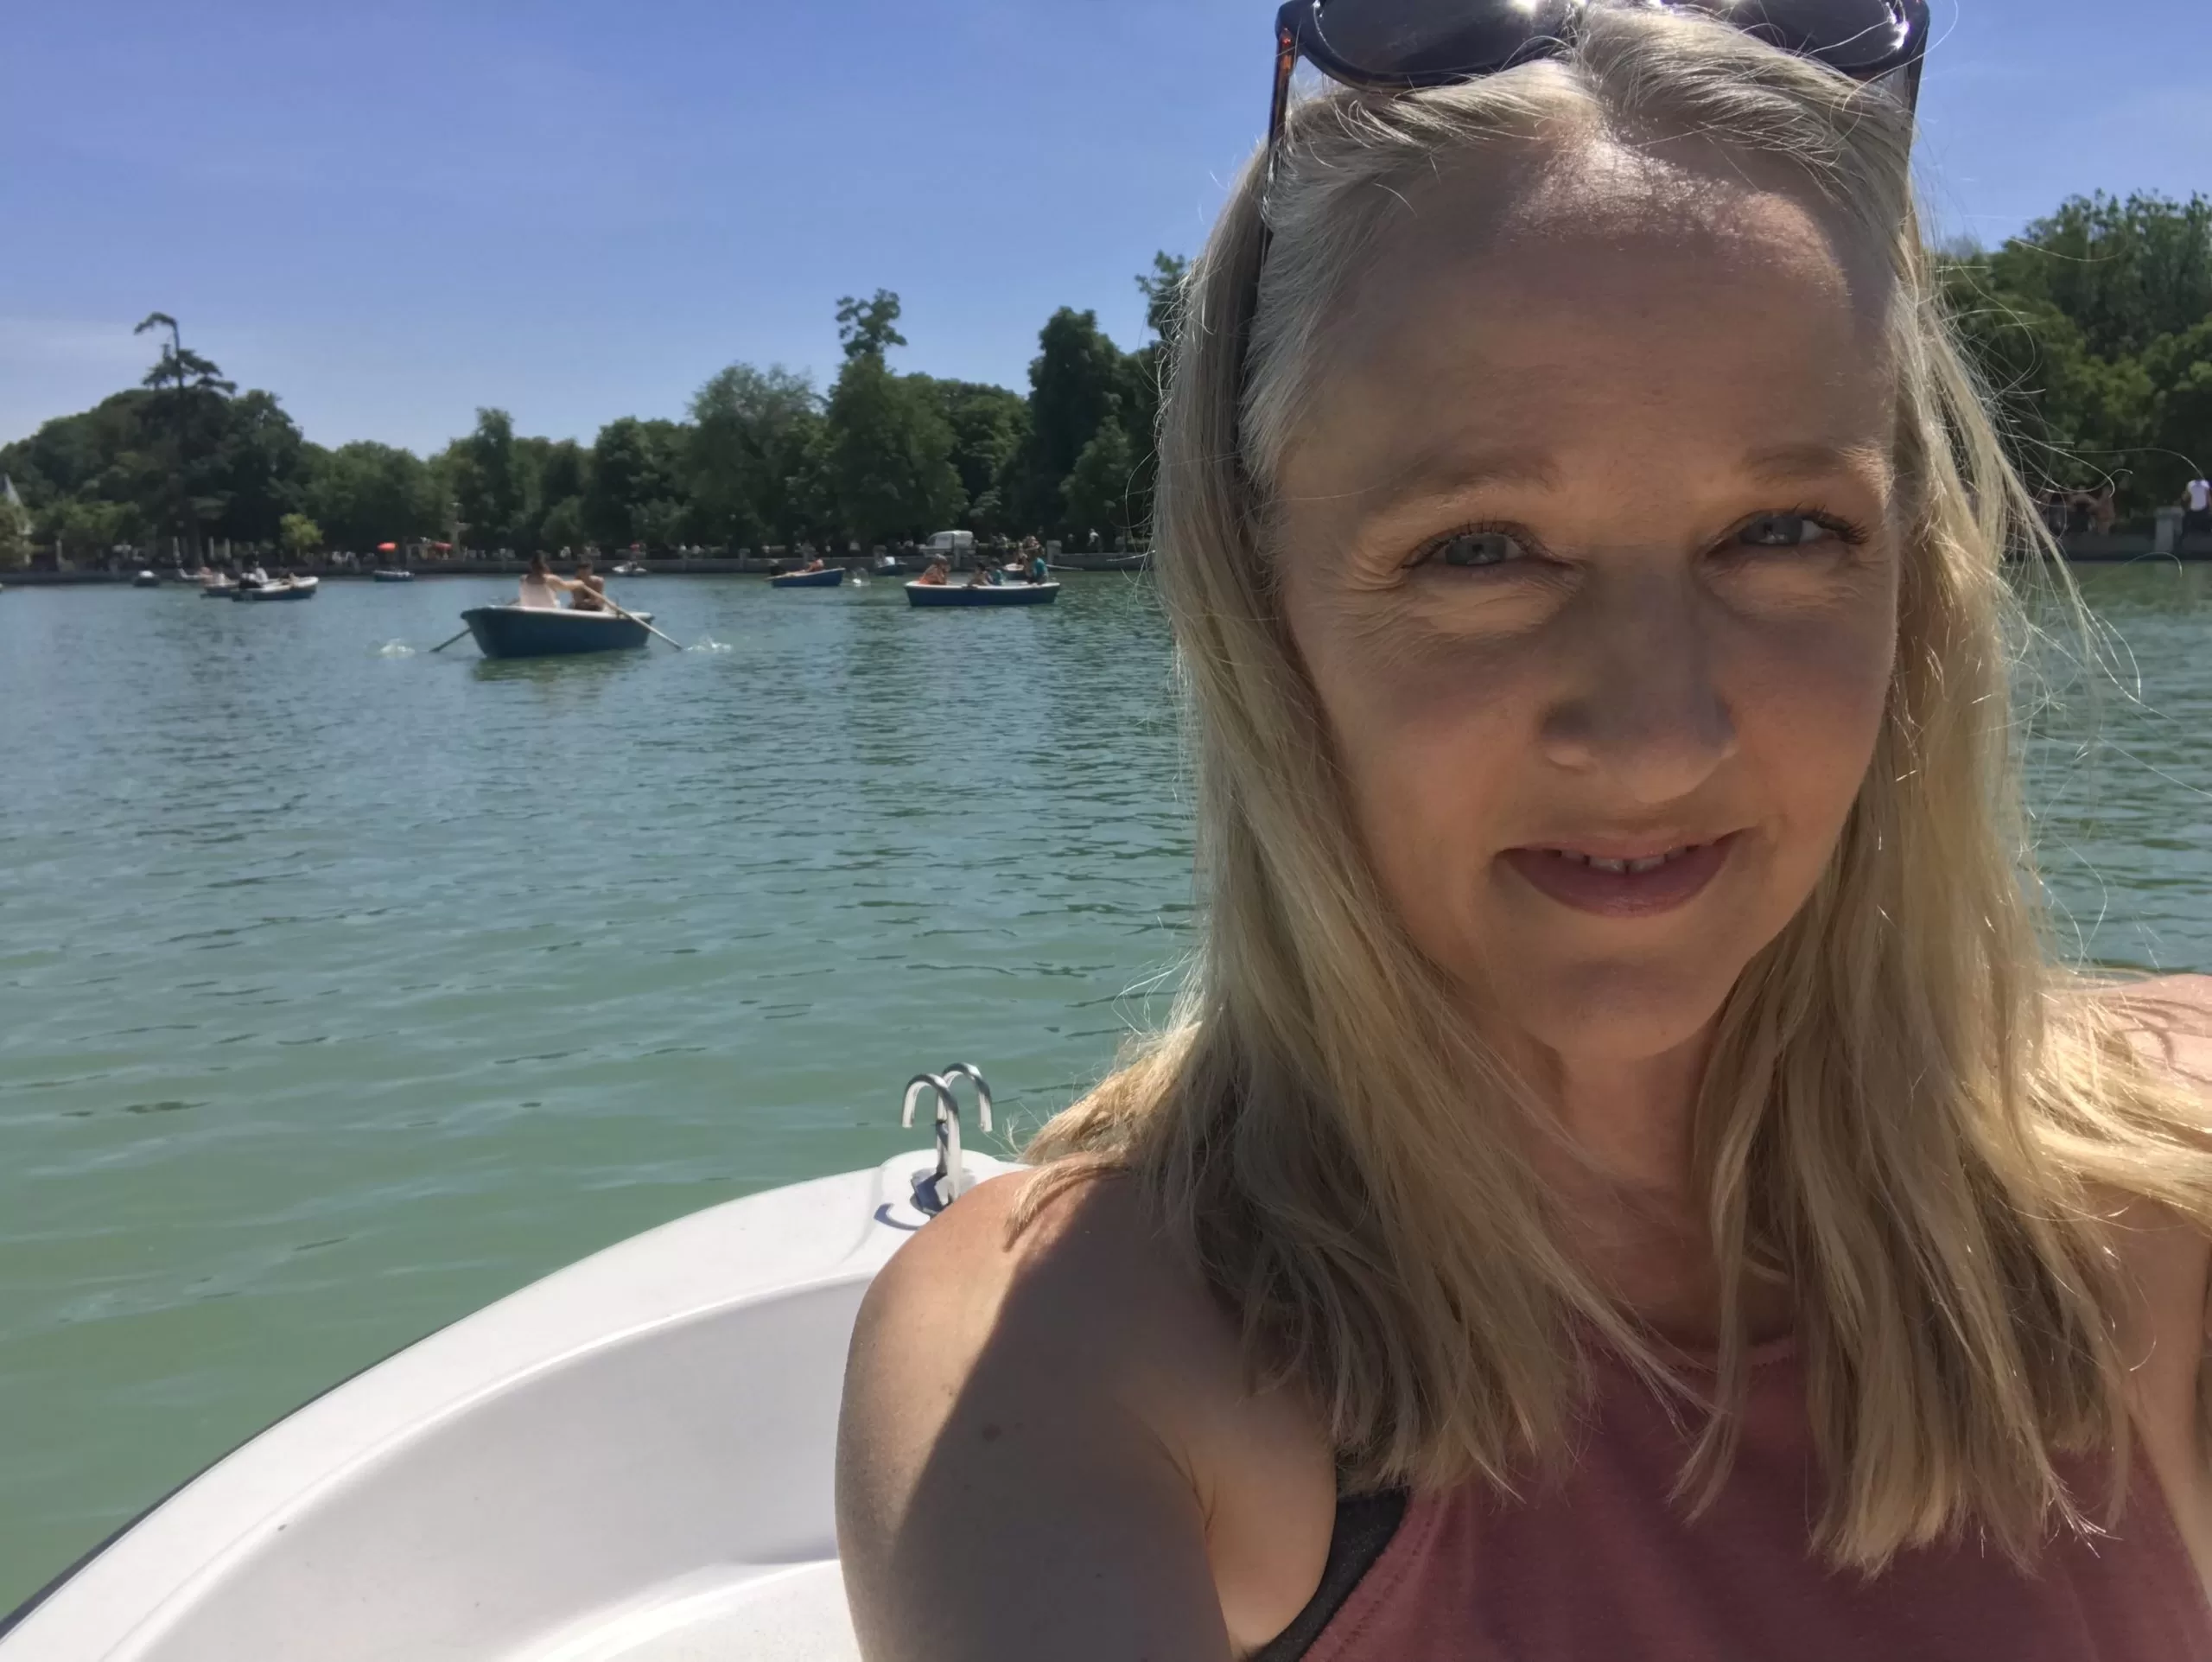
[{"xmin": 3, "ymin": 1071, "xmax": 1017, "ymax": 1662}]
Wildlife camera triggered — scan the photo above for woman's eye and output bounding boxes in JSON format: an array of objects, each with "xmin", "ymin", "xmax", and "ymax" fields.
[
  {"xmin": 1427, "ymin": 531, "xmax": 1528, "ymax": 570},
  {"xmin": 1735, "ymin": 513, "xmax": 1840, "ymax": 551}
]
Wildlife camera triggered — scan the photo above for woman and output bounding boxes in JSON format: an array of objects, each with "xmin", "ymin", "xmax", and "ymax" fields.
[
  {"xmin": 838, "ymin": 7, "xmax": 2212, "ymax": 1659},
  {"xmin": 518, "ymin": 551, "xmax": 566, "ymax": 610}
]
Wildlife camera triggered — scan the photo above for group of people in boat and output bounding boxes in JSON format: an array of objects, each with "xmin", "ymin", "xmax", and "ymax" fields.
[
  {"xmin": 912, "ymin": 548, "xmax": 1052, "ymax": 589},
  {"xmin": 518, "ymin": 552, "xmax": 616, "ymax": 613}
]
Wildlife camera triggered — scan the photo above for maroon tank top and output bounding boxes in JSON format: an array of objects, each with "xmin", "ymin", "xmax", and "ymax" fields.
[{"xmin": 1257, "ymin": 1343, "xmax": 2212, "ymax": 1661}]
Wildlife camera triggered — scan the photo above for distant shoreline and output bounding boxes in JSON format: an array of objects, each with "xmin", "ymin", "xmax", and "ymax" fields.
[
  {"xmin": 0, "ymin": 553, "xmax": 1157, "ymax": 586},
  {"xmin": 11, "ymin": 542, "xmax": 2212, "ymax": 585}
]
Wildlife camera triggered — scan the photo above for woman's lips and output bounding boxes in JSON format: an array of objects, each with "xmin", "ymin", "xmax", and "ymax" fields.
[{"xmin": 1500, "ymin": 836, "xmax": 1738, "ymax": 919}]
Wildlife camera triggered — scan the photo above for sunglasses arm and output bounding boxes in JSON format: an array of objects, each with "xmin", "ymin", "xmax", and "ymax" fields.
[{"xmin": 1268, "ymin": 5, "xmax": 1301, "ymax": 171}]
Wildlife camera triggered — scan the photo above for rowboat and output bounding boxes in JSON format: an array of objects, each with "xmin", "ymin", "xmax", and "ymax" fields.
[
  {"xmin": 905, "ymin": 579, "xmax": 1060, "ymax": 608},
  {"xmin": 462, "ymin": 604, "xmax": 652, "ymax": 659},
  {"xmin": 769, "ymin": 567, "xmax": 845, "ymax": 589},
  {"xmin": 233, "ymin": 577, "xmax": 319, "ymax": 603},
  {"xmin": 0, "ymin": 1069, "xmax": 1008, "ymax": 1662},
  {"xmin": 372, "ymin": 570, "xmax": 415, "ymax": 583},
  {"xmin": 132, "ymin": 570, "xmax": 161, "ymax": 589}
]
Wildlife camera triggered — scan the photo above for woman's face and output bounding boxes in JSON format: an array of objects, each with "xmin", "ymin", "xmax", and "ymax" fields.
[{"xmin": 1274, "ymin": 141, "xmax": 1902, "ymax": 1073}]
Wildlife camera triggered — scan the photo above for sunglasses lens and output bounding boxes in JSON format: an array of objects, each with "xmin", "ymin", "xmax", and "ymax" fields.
[
  {"xmin": 1312, "ymin": 0, "xmax": 1580, "ymax": 80},
  {"xmin": 1683, "ymin": 0, "xmax": 1915, "ymax": 71}
]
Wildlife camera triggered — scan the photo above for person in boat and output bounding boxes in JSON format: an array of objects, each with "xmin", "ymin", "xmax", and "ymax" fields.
[
  {"xmin": 839, "ymin": 10, "xmax": 2212, "ymax": 1662},
  {"xmin": 799, "ymin": 554, "xmax": 830, "ymax": 574},
  {"xmin": 241, "ymin": 562, "xmax": 269, "ymax": 588},
  {"xmin": 964, "ymin": 559, "xmax": 995, "ymax": 589},
  {"xmin": 518, "ymin": 552, "xmax": 568, "ymax": 610},
  {"xmin": 568, "ymin": 564, "xmax": 611, "ymax": 613},
  {"xmin": 917, "ymin": 557, "xmax": 950, "ymax": 587},
  {"xmin": 1026, "ymin": 550, "xmax": 1050, "ymax": 585}
]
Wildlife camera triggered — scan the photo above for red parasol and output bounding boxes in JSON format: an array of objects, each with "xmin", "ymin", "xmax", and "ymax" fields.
[{"xmin": 376, "ymin": 542, "xmax": 397, "ymax": 553}]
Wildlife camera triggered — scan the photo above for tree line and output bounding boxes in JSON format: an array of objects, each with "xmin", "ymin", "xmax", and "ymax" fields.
[
  {"xmin": 4, "ymin": 191, "xmax": 2210, "ymax": 572},
  {"xmin": 1942, "ymin": 191, "xmax": 2210, "ymax": 513},
  {"xmin": 0, "ymin": 254, "xmax": 1189, "ymax": 567}
]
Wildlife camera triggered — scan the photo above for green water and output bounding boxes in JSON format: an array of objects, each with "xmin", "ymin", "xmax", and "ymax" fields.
[{"xmin": 2, "ymin": 564, "xmax": 2209, "ymax": 1607}]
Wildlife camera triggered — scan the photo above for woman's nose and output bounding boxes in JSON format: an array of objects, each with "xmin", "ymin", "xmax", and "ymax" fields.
[{"xmin": 1537, "ymin": 569, "xmax": 1738, "ymax": 805}]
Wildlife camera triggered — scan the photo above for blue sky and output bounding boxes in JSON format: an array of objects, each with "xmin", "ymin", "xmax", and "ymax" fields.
[{"xmin": 3, "ymin": 0, "xmax": 2204, "ymax": 456}]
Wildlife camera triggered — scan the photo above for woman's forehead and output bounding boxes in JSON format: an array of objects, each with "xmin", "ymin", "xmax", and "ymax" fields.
[{"xmin": 1281, "ymin": 141, "xmax": 1897, "ymax": 500}]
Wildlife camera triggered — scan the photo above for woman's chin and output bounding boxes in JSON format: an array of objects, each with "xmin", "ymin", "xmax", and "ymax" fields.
[{"xmin": 1473, "ymin": 957, "xmax": 1744, "ymax": 1068}]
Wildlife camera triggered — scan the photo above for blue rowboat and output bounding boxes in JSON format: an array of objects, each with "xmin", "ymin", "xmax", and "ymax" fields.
[
  {"xmin": 905, "ymin": 580, "xmax": 1060, "ymax": 608},
  {"xmin": 462, "ymin": 605, "xmax": 652, "ymax": 659},
  {"xmin": 769, "ymin": 568, "xmax": 846, "ymax": 589}
]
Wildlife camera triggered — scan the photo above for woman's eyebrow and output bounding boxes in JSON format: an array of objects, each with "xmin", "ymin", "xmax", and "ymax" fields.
[
  {"xmin": 1351, "ymin": 448, "xmax": 1566, "ymax": 519},
  {"xmin": 1740, "ymin": 440, "xmax": 1891, "ymax": 487}
]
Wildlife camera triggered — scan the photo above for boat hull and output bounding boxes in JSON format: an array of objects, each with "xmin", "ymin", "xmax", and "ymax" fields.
[
  {"xmin": 233, "ymin": 579, "xmax": 319, "ymax": 602},
  {"xmin": 372, "ymin": 570, "xmax": 414, "ymax": 583},
  {"xmin": 905, "ymin": 581, "xmax": 1060, "ymax": 608},
  {"xmin": 462, "ymin": 606, "xmax": 651, "ymax": 658},
  {"xmin": 769, "ymin": 568, "xmax": 846, "ymax": 589},
  {"xmin": 0, "ymin": 1150, "xmax": 1014, "ymax": 1662}
]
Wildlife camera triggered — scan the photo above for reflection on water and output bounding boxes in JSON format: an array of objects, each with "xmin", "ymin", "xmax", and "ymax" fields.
[{"xmin": 0, "ymin": 562, "xmax": 2206, "ymax": 1600}]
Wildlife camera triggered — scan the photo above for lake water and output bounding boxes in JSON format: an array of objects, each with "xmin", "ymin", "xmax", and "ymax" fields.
[{"xmin": 3, "ymin": 564, "xmax": 2209, "ymax": 1608}]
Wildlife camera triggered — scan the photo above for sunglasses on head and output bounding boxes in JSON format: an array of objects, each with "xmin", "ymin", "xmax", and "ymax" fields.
[{"xmin": 1268, "ymin": 0, "xmax": 1932, "ymax": 154}]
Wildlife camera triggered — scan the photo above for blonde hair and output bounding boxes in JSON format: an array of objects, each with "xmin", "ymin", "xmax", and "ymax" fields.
[{"xmin": 1026, "ymin": 6, "xmax": 2212, "ymax": 1570}]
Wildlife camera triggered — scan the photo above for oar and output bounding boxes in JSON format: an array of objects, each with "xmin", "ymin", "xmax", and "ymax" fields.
[
  {"xmin": 593, "ymin": 593, "xmax": 685, "ymax": 651},
  {"xmin": 430, "ymin": 624, "xmax": 474, "ymax": 653}
]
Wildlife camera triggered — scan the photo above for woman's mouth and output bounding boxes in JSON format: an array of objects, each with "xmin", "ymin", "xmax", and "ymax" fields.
[{"xmin": 1500, "ymin": 835, "xmax": 1738, "ymax": 918}]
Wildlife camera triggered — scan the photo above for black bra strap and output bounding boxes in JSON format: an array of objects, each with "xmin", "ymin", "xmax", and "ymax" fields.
[{"xmin": 1248, "ymin": 1489, "xmax": 1412, "ymax": 1661}]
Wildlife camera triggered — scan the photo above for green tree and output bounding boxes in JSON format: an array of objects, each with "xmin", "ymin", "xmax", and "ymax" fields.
[
  {"xmin": 825, "ymin": 360, "xmax": 964, "ymax": 544},
  {"xmin": 279, "ymin": 513, "xmax": 322, "ymax": 557},
  {"xmin": 1986, "ymin": 193, "xmax": 2212, "ymax": 364},
  {"xmin": 1013, "ymin": 307, "xmax": 1132, "ymax": 536},
  {"xmin": 836, "ymin": 290, "xmax": 908, "ymax": 361},
  {"xmin": 925, "ymin": 379, "xmax": 1030, "ymax": 535},
  {"xmin": 586, "ymin": 417, "xmax": 689, "ymax": 550},
  {"xmin": 539, "ymin": 494, "xmax": 588, "ymax": 552},
  {"xmin": 689, "ymin": 363, "xmax": 824, "ymax": 547},
  {"xmin": 820, "ymin": 292, "xmax": 961, "ymax": 543},
  {"xmin": 308, "ymin": 441, "xmax": 439, "ymax": 549},
  {"xmin": 1121, "ymin": 253, "xmax": 1189, "ymax": 548},
  {"xmin": 1061, "ymin": 415, "xmax": 1140, "ymax": 546},
  {"xmin": 210, "ymin": 391, "xmax": 311, "ymax": 544},
  {"xmin": 449, "ymin": 408, "xmax": 526, "ymax": 550},
  {"xmin": 128, "ymin": 314, "xmax": 238, "ymax": 557},
  {"xmin": 0, "ymin": 481, "xmax": 31, "ymax": 569},
  {"xmin": 2145, "ymin": 321, "xmax": 2212, "ymax": 500},
  {"xmin": 1944, "ymin": 194, "xmax": 2212, "ymax": 509}
]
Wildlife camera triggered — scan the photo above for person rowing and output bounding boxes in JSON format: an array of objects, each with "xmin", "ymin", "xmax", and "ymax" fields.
[
  {"xmin": 568, "ymin": 562, "xmax": 611, "ymax": 613},
  {"xmin": 838, "ymin": 4, "xmax": 2212, "ymax": 1660}
]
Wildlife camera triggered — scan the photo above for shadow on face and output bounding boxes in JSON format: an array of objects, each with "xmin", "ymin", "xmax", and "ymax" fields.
[{"xmin": 1274, "ymin": 134, "xmax": 1903, "ymax": 1078}]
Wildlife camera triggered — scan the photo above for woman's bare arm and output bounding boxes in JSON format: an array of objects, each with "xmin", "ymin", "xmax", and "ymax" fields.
[
  {"xmin": 836, "ymin": 1171, "xmax": 1334, "ymax": 1661},
  {"xmin": 2102, "ymin": 976, "xmax": 2212, "ymax": 1586}
]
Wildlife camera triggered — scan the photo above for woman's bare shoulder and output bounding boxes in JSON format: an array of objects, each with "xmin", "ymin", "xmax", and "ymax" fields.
[
  {"xmin": 2076, "ymin": 975, "xmax": 2212, "ymax": 1317},
  {"xmin": 2094, "ymin": 973, "xmax": 2212, "ymax": 1088},
  {"xmin": 837, "ymin": 1168, "xmax": 1336, "ymax": 1659}
]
